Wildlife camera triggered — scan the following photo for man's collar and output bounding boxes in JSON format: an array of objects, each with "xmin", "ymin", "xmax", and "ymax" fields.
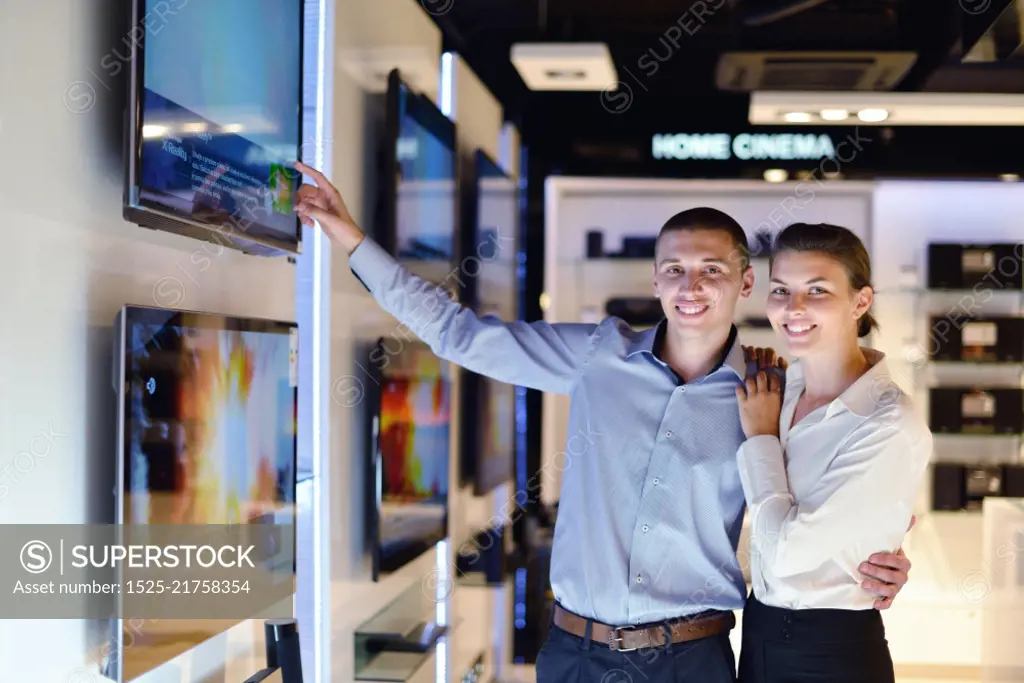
[{"xmin": 627, "ymin": 320, "xmax": 746, "ymax": 380}]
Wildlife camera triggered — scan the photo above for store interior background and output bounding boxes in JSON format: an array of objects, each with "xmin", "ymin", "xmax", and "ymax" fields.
[{"xmin": 1, "ymin": 0, "xmax": 1024, "ymax": 682}]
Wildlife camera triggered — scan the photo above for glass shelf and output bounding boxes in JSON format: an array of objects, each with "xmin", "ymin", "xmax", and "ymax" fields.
[{"xmin": 354, "ymin": 581, "xmax": 459, "ymax": 681}]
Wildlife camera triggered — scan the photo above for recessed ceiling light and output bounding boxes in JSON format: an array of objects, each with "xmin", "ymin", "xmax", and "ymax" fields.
[
  {"xmin": 783, "ymin": 111, "xmax": 812, "ymax": 123},
  {"xmin": 820, "ymin": 109, "xmax": 849, "ymax": 121},
  {"xmin": 511, "ymin": 43, "xmax": 617, "ymax": 91},
  {"xmin": 857, "ymin": 108, "xmax": 889, "ymax": 122},
  {"xmin": 544, "ymin": 69, "xmax": 587, "ymax": 80},
  {"xmin": 999, "ymin": 173, "xmax": 1020, "ymax": 182},
  {"xmin": 763, "ymin": 169, "xmax": 788, "ymax": 183},
  {"xmin": 751, "ymin": 92, "xmax": 1024, "ymax": 126}
]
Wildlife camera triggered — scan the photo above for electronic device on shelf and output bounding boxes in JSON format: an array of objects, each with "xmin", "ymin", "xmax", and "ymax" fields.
[
  {"xmin": 455, "ymin": 525, "xmax": 509, "ymax": 585},
  {"xmin": 242, "ymin": 620, "xmax": 304, "ymax": 683},
  {"xmin": 928, "ymin": 316, "xmax": 1024, "ymax": 363},
  {"xmin": 585, "ymin": 230, "xmax": 604, "ymax": 258},
  {"xmin": 931, "ymin": 464, "xmax": 1024, "ymax": 511},
  {"xmin": 606, "ymin": 297, "xmax": 664, "ymax": 326},
  {"xmin": 111, "ymin": 305, "xmax": 298, "ymax": 682},
  {"xmin": 927, "ymin": 243, "xmax": 1024, "ymax": 290},
  {"xmin": 123, "ymin": 0, "xmax": 303, "ymax": 256},
  {"xmin": 458, "ymin": 148, "xmax": 518, "ymax": 495},
  {"xmin": 749, "ymin": 228, "xmax": 774, "ymax": 259},
  {"xmin": 373, "ymin": 69, "xmax": 458, "ymax": 265},
  {"xmin": 587, "ymin": 234, "xmax": 658, "ymax": 259},
  {"xmin": 620, "ymin": 236, "xmax": 657, "ymax": 258},
  {"xmin": 364, "ymin": 339, "xmax": 450, "ymax": 581},
  {"xmin": 929, "ymin": 388, "xmax": 1024, "ymax": 435}
]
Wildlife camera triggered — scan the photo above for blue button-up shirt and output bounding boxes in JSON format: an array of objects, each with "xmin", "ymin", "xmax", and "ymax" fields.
[{"xmin": 350, "ymin": 237, "xmax": 752, "ymax": 626}]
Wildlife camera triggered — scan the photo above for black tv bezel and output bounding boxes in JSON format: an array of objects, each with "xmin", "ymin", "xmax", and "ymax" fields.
[
  {"xmin": 375, "ymin": 69, "xmax": 459, "ymax": 261},
  {"xmin": 365, "ymin": 337, "xmax": 452, "ymax": 582},
  {"xmin": 458, "ymin": 148, "xmax": 517, "ymax": 496},
  {"xmin": 112, "ymin": 303, "xmax": 299, "ymax": 682},
  {"xmin": 122, "ymin": 0, "xmax": 304, "ymax": 257}
]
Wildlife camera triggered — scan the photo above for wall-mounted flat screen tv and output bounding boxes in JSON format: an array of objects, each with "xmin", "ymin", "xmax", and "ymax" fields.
[
  {"xmin": 374, "ymin": 70, "xmax": 458, "ymax": 276},
  {"xmin": 110, "ymin": 305, "xmax": 298, "ymax": 681},
  {"xmin": 459, "ymin": 149, "xmax": 518, "ymax": 495},
  {"xmin": 123, "ymin": 0, "xmax": 303, "ymax": 256},
  {"xmin": 366, "ymin": 339, "xmax": 451, "ymax": 580}
]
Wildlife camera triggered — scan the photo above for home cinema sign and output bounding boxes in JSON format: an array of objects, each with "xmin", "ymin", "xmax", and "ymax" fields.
[{"xmin": 651, "ymin": 132, "xmax": 836, "ymax": 161}]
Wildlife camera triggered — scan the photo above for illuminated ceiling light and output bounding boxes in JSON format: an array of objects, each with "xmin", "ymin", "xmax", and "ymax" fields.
[
  {"xmin": 819, "ymin": 109, "xmax": 849, "ymax": 121},
  {"xmin": 783, "ymin": 111, "xmax": 812, "ymax": 123},
  {"xmin": 511, "ymin": 43, "xmax": 617, "ymax": 91},
  {"xmin": 763, "ymin": 169, "xmax": 788, "ymax": 183},
  {"xmin": 751, "ymin": 92, "xmax": 1024, "ymax": 126},
  {"xmin": 857, "ymin": 108, "xmax": 889, "ymax": 122},
  {"xmin": 141, "ymin": 125, "xmax": 167, "ymax": 138}
]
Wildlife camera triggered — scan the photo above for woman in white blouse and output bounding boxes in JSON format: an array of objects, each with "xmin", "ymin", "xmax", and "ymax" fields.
[{"xmin": 734, "ymin": 222, "xmax": 933, "ymax": 683}]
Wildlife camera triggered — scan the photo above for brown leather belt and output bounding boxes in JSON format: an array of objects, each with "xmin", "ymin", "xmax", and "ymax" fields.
[{"xmin": 553, "ymin": 604, "xmax": 736, "ymax": 651}]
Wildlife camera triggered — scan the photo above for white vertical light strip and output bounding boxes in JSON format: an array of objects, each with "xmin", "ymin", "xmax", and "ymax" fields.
[
  {"xmin": 311, "ymin": 0, "xmax": 330, "ymax": 680},
  {"xmin": 440, "ymin": 52, "xmax": 455, "ymax": 120},
  {"xmin": 437, "ymin": 49, "xmax": 454, "ymax": 683},
  {"xmin": 435, "ymin": 538, "xmax": 449, "ymax": 683}
]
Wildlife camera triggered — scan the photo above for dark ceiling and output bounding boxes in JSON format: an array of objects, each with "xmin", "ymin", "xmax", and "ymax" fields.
[{"xmin": 433, "ymin": 0, "xmax": 1024, "ymax": 146}]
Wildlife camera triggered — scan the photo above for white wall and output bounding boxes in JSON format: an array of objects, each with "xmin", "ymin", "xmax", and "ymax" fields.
[
  {"xmin": 0, "ymin": 0, "xmax": 514, "ymax": 681},
  {"xmin": 323, "ymin": 21, "xmax": 515, "ymax": 683},
  {"xmin": 0, "ymin": 1, "xmax": 297, "ymax": 681}
]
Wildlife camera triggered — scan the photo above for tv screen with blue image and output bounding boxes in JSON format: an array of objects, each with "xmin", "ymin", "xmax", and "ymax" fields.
[{"xmin": 126, "ymin": 0, "xmax": 302, "ymax": 254}]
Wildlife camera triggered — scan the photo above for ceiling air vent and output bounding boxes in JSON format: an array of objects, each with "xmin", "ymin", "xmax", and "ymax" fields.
[{"xmin": 716, "ymin": 52, "xmax": 918, "ymax": 91}]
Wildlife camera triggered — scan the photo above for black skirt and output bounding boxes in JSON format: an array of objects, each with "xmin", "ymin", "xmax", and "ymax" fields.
[{"xmin": 738, "ymin": 593, "xmax": 895, "ymax": 683}]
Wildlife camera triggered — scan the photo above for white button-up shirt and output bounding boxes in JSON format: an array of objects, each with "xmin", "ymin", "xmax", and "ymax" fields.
[{"xmin": 737, "ymin": 348, "xmax": 933, "ymax": 610}]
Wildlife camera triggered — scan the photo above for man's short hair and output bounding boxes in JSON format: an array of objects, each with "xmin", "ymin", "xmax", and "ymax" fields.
[{"xmin": 657, "ymin": 207, "xmax": 750, "ymax": 269}]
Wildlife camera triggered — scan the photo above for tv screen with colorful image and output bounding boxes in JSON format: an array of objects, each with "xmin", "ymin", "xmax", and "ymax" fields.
[
  {"xmin": 111, "ymin": 305, "xmax": 298, "ymax": 681},
  {"xmin": 371, "ymin": 340, "xmax": 450, "ymax": 577}
]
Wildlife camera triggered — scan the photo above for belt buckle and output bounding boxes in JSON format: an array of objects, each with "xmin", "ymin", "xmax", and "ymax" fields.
[{"xmin": 608, "ymin": 625, "xmax": 652, "ymax": 652}]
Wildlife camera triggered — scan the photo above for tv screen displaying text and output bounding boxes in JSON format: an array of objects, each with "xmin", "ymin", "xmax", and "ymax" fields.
[{"xmin": 137, "ymin": 0, "xmax": 301, "ymax": 245}]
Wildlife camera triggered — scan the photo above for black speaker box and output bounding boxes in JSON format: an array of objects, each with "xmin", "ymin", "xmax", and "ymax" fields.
[
  {"xmin": 928, "ymin": 316, "xmax": 1024, "ymax": 363},
  {"xmin": 929, "ymin": 388, "xmax": 1024, "ymax": 435},
  {"xmin": 927, "ymin": 243, "xmax": 1024, "ymax": 290}
]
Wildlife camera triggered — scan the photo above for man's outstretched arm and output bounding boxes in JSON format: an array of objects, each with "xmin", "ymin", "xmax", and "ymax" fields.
[{"xmin": 293, "ymin": 162, "xmax": 600, "ymax": 395}]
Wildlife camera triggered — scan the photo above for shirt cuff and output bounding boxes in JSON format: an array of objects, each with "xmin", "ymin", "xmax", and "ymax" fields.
[
  {"xmin": 736, "ymin": 434, "xmax": 789, "ymax": 505},
  {"xmin": 348, "ymin": 237, "xmax": 398, "ymax": 294}
]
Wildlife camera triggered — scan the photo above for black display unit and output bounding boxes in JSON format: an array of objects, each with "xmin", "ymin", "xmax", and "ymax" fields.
[
  {"xmin": 372, "ymin": 69, "xmax": 459, "ymax": 263},
  {"xmin": 927, "ymin": 243, "xmax": 1024, "ymax": 290},
  {"xmin": 122, "ymin": 0, "xmax": 304, "ymax": 256},
  {"xmin": 363, "ymin": 338, "xmax": 452, "ymax": 581},
  {"xmin": 458, "ymin": 149, "xmax": 519, "ymax": 496},
  {"xmin": 928, "ymin": 316, "xmax": 1024, "ymax": 363},
  {"xmin": 929, "ymin": 388, "xmax": 1024, "ymax": 435}
]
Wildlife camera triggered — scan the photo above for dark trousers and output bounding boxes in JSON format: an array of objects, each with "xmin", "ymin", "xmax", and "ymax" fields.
[
  {"xmin": 738, "ymin": 594, "xmax": 895, "ymax": 683},
  {"xmin": 536, "ymin": 618, "xmax": 737, "ymax": 683}
]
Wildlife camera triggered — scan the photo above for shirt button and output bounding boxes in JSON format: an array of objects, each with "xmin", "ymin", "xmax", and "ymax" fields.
[
  {"xmin": 636, "ymin": 575, "xmax": 643, "ymax": 584},
  {"xmin": 642, "ymin": 525, "xmax": 649, "ymax": 533},
  {"xmin": 652, "ymin": 477, "xmax": 660, "ymax": 485},
  {"xmin": 665, "ymin": 430, "xmax": 673, "ymax": 438}
]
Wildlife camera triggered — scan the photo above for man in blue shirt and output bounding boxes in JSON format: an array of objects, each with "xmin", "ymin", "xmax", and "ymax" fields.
[{"xmin": 292, "ymin": 162, "xmax": 912, "ymax": 683}]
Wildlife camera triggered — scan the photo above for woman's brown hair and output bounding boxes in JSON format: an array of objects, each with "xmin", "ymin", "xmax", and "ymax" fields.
[{"xmin": 769, "ymin": 222, "xmax": 879, "ymax": 338}]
